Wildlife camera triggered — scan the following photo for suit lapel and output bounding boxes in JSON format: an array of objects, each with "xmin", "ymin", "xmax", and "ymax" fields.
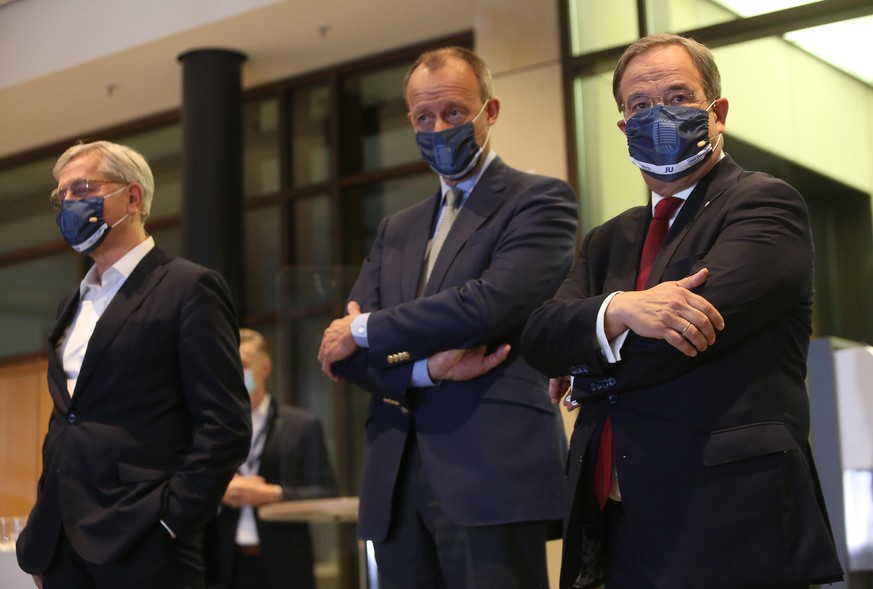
[
  {"xmin": 47, "ymin": 291, "xmax": 81, "ymax": 408},
  {"xmin": 647, "ymin": 157, "xmax": 740, "ymax": 285},
  {"xmin": 422, "ymin": 160, "xmax": 507, "ymax": 296},
  {"xmin": 611, "ymin": 208, "xmax": 649, "ymax": 293},
  {"xmin": 71, "ymin": 248, "xmax": 169, "ymax": 401},
  {"xmin": 400, "ymin": 193, "xmax": 439, "ymax": 302}
]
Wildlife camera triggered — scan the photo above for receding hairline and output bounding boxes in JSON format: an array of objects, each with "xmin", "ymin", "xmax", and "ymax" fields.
[
  {"xmin": 612, "ymin": 33, "xmax": 721, "ymax": 111},
  {"xmin": 403, "ymin": 46, "xmax": 493, "ymax": 105}
]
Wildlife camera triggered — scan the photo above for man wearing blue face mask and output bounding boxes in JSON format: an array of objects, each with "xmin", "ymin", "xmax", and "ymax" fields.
[
  {"xmin": 522, "ymin": 34, "xmax": 843, "ymax": 588},
  {"xmin": 318, "ymin": 47, "xmax": 578, "ymax": 588},
  {"xmin": 207, "ymin": 328, "xmax": 336, "ymax": 589},
  {"xmin": 16, "ymin": 140, "xmax": 252, "ymax": 589}
]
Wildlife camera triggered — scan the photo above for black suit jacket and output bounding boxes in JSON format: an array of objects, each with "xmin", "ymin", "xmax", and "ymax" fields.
[
  {"xmin": 333, "ymin": 157, "xmax": 578, "ymax": 541},
  {"xmin": 211, "ymin": 399, "xmax": 337, "ymax": 589},
  {"xmin": 522, "ymin": 156, "xmax": 843, "ymax": 588},
  {"xmin": 17, "ymin": 246, "xmax": 252, "ymax": 573}
]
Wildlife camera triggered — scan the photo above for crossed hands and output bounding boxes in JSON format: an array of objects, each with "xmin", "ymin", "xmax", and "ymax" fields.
[
  {"xmin": 605, "ymin": 268, "xmax": 724, "ymax": 357},
  {"xmin": 222, "ymin": 474, "xmax": 282, "ymax": 508},
  {"xmin": 555, "ymin": 269, "xmax": 725, "ymax": 412},
  {"xmin": 317, "ymin": 302, "xmax": 363, "ymax": 382},
  {"xmin": 317, "ymin": 301, "xmax": 510, "ymax": 383}
]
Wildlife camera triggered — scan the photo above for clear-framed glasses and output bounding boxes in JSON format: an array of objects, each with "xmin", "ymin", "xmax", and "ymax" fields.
[
  {"xmin": 50, "ymin": 178, "xmax": 125, "ymax": 209},
  {"xmin": 621, "ymin": 89, "xmax": 703, "ymax": 118}
]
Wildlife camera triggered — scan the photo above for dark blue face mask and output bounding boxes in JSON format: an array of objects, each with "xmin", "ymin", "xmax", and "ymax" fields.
[
  {"xmin": 415, "ymin": 103, "xmax": 490, "ymax": 180},
  {"xmin": 56, "ymin": 188, "xmax": 128, "ymax": 255},
  {"xmin": 625, "ymin": 103, "xmax": 719, "ymax": 182}
]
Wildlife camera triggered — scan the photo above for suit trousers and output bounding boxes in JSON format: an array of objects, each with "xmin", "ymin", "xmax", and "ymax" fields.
[
  {"xmin": 373, "ymin": 429, "xmax": 551, "ymax": 589},
  {"xmin": 42, "ymin": 524, "xmax": 205, "ymax": 589}
]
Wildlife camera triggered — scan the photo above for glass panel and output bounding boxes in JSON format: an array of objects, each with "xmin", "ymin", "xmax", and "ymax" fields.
[
  {"xmin": 244, "ymin": 204, "xmax": 281, "ymax": 314},
  {"xmin": 123, "ymin": 125, "xmax": 183, "ymax": 220},
  {"xmin": 784, "ymin": 15, "xmax": 873, "ymax": 87},
  {"xmin": 244, "ymin": 98, "xmax": 281, "ymax": 196},
  {"xmin": 648, "ymin": 0, "xmax": 824, "ymax": 33},
  {"xmin": 574, "ymin": 75, "xmax": 648, "ymax": 232},
  {"xmin": 0, "ymin": 156, "xmax": 63, "ymax": 252},
  {"xmin": 290, "ymin": 84, "xmax": 331, "ymax": 187},
  {"xmin": 292, "ymin": 194, "xmax": 332, "ymax": 267},
  {"xmin": 340, "ymin": 172, "xmax": 437, "ymax": 264},
  {"xmin": 340, "ymin": 64, "xmax": 419, "ymax": 175},
  {"xmin": 0, "ymin": 252, "xmax": 80, "ymax": 357},
  {"xmin": 568, "ymin": 0, "xmax": 639, "ymax": 55},
  {"xmin": 277, "ymin": 265, "xmax": 362, "ymax": 588}
]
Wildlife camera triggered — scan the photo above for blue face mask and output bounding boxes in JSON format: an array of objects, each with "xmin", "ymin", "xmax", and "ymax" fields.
[
  {"xmin": 56, "ymin": 187, "xmax": 128, "ymax": 255},
  {"xmin": 415, "ymin": 103, "xmax": 491, "ymax": 180},
  {"xmin": 243, "ymin": 368, "xmax": 257, "ymax": 396},
  {"xmin": 625, "ymin": 104, "xmax": 719, "ymax": 182}
]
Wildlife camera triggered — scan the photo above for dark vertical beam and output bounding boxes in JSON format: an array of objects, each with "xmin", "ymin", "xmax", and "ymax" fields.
[{"xmin": 177, "ymin": 48, "xmax": 247, "ymax": 318}]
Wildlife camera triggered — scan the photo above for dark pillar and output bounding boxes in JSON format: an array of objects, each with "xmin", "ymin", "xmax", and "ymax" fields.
[{"xmin": 177, "ymin": 48, "xmax": 247, "ymax": 318}]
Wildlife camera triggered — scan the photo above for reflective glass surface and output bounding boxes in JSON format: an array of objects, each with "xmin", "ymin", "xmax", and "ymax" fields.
[
  {"xmin": 340, "ymin": 64, "xmax": 419, "ymax": 175},
  {"xmin": 245, "ymin": 98, "xmax": 281, "ymax": 196},
  {"xmin": 290, "ymin": 84, "xmax": 331, "ymax": 187},
  {"xmin": 244, "ymin": 204, "xmax": 281, "ymax": 313},
  {"xmin": 0, "ymin": 252, "xmax": 80, "ymax": 356}
]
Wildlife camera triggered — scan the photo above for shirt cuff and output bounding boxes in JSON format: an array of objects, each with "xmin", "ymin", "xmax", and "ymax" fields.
[
  {"xmin": 159, "ymin": 519, "xmax": 177, "ymax": 539},
  {"xmin": 351, "ymin": 313, "xmax": 371, "ymax": 348},
  {"xmin": 411, "ymin": 359, "xmax": 437, "ymax": 387},
  {"xmin": 597, "ymin": 291, "xmax": 629, "ymax": 364}
]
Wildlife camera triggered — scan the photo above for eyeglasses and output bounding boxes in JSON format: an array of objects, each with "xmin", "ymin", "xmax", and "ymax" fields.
[
  {"xmin": 50, "ymin": 179, "xmax": 125, "ymax": 209},
  {"xmin": 621, "ymin": 89, "xmax": 704, "ymax": 118}
]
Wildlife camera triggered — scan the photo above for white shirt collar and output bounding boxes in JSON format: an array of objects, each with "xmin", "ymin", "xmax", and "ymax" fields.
[{"xmin": 79, "ymin": 236, "xmax": 155, "ymax": 295}]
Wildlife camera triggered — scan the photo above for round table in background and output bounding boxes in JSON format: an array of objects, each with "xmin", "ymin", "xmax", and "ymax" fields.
[{"xmin": 259, "ymin": 496, "xmax": 377, "ymax": 589}]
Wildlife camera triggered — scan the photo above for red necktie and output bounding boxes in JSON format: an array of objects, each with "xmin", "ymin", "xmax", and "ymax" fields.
[
  {"xmin": 635, "ymin": 196, "xmax": 683, "ymax": 291},
  {"xmin": 594, "ymin": 196, "xmax": 684, "ymax": 510}
]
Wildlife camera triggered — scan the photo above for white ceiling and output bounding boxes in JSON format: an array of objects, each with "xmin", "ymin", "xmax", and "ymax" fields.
[{"xmin": 0, "ymin": 0, "xmax": 474, "ymax": 158}]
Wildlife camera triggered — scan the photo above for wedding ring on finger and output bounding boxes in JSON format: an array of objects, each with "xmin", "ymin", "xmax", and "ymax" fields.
[{"xmin": 681, "ymin": 320, "xmax": 692, "ymax": 335}]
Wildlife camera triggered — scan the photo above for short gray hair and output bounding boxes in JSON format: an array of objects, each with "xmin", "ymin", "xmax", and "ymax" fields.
[
  {"xmin": 53, "ymin": 140, "xmax": 155, "ymax": 219},
  {"xmin": 612, "ymin": 33, "xmax": 721, "ymax": 112}
]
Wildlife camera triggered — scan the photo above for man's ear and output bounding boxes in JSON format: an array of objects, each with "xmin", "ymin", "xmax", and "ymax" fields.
[
  {"xmin": 711, "ymin": 97, "xmax": 729, "ymax": 133},
  {"xmin": 126, "ymin": 183, "xmax": 145, "ymax": 215},
  {"xmin": 485, "ymin": 96, "xmax": 501, "ymax": 125}
]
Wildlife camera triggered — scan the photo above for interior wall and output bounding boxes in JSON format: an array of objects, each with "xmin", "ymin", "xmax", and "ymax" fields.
[
  {"xmin": 0, "ymin": 356, "xmax": 51, "ymax": 517},
  {"xmin": 473, "ymin": 1, "xmax": 570, "ymax": 585}
]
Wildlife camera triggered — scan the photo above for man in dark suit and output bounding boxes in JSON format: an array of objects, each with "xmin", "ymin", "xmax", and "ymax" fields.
[
  {"xmin": 521, "ymin": 34, "xmax": 843, "ymax": 588},
  {"xmin": 317, "ymin": 47, "xmax": 578, "ymax": 588},
  {"xmin": 16, "ymin": 140, "xmax": 252, "ymax": 589},
  {"xmin": 210, "ymin": 328, "xmax": 337, "ymax": 589}
]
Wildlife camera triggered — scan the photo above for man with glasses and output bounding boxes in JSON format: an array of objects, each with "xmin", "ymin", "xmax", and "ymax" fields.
[
  {"xmin": 16, "ymin": 140, "xmax": 252, "ymax": 589},
  {"xmin": 522, "ymin": 33, "xmax": 843, "ymax": 588}
]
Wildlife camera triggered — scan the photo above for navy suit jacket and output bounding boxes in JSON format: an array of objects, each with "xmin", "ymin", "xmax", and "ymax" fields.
[
  {"xmin": 210, "ymin": 399, "xmax": 337, "ymax": 589},
  {"xmin": 333, "ymin": 157, "xmax": 578, "ymax": 541},
  {"xmin": 522, "ymin": 156, "xmax": 843, "ymax": 588},
  {"xmin": 17, "ymin": 246, "xmax": 252, "ymax": 573}
]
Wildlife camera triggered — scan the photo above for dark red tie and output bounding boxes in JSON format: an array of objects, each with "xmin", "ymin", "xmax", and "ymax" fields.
[
  {"xmin": 635, "ymin": 196, "xmax": 683, "ymax": 291},
  {"xmin": 593, "ymin": 196, "xmax": 684, "ymax": 510}
]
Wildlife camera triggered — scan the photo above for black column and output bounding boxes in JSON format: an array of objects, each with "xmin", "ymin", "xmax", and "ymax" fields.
[{"xmin": 177, "ymin": 48, "xmax": 247, "ymax": 318}]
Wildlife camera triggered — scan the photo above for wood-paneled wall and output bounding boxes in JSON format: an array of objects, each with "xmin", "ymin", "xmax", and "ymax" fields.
[{"xmin": 0, "ymin": 356, "xmax": 52, "ymax": 516}]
